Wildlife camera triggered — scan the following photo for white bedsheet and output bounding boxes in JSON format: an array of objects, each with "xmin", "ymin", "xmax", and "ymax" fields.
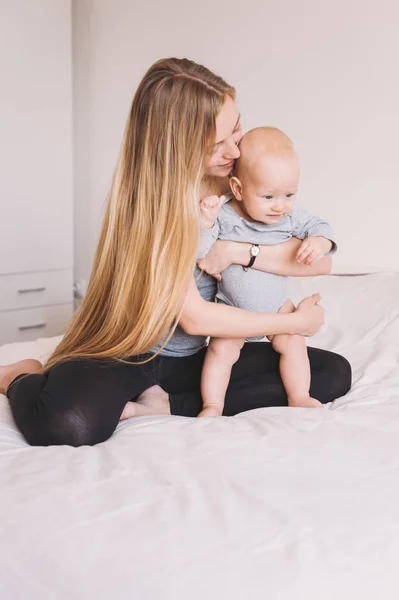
[{"xmin": 1, "ymin": 273, "xmax": 399, "ymax": 600}]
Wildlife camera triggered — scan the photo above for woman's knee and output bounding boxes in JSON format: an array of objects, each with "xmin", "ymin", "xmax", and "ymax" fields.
[
  {"xmin": 11, "ymin": 394, "xmax": 104, "ymax": 447},
  {"xmin": 40, "ymin": 407, "xmax": 111, "ymax": 447},
  {"xmin": 316, "ymin": 350, "xmax": 352, "ymax": 401},
  {"xmin": 8, "ymin": 367, "xmax": 115, "ymax": 447},
  {"xmin": 330, "ymin": 352, "xmax": 352, "ymax": 396},
  {"xmin": 13, "ymin": 403, "xmax": 112, "ymax": 447}
]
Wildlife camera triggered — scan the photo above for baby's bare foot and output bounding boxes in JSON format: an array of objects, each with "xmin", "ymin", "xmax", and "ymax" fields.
[
  {"xmin": 198, "ymin": 405, "xmax": 223, "ymax": 418},
  {"xmin": 119, "ymin": 385, "xmax": 170, "ymax": 420},
  {"xmin": 288, "ymin": 395, "xmax": 323, "ymax": 408},
  {"xmin": 296, "ymin": 294, "xmax": 321, "ymax": 313},
  {"xmin": 278, "ymin": 299, "xmax": 296, "ymax": 314},
  {"xmin": 0, "ymin": 359, "xmax": 42, "ymax": 395}
]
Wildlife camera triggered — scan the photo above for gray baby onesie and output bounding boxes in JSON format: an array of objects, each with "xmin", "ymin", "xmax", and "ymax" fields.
[
  {"xmin": 153, "ymin": 196, "xmax": 335, "ymax": 355},
  {"xmin": 212, "ymin": 198, "xmax": 336, "ymax": 316}
]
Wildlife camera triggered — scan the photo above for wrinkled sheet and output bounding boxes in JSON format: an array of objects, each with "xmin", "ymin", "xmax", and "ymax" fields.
[{"xmin": 1, "ymin": 273, "xmax": 399, "ymax": 600}]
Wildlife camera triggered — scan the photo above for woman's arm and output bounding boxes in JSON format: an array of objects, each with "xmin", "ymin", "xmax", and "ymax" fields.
[
  {"xmin": 197, "ymin": 238, "xmax": 332, "ymax": 281},
  {"xmin": 234, "ymin": 238, "xmax": 332, "ymax": 276},
  {"xmin": 179, "ymin": 279, "xmax": 324, "ymax": 338}
]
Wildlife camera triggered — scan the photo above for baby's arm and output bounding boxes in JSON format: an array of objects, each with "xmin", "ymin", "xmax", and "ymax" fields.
[
  {"xmin": 198, "ymin": 195, "xmax": 225, "ymax": 275},
  {"xmin": 291, "ymin": 205, "xmax": 336, "ymax": 267},
  {"xmin": 198, "ymin": 197, "xmax": 224, "ymax": 261},
  {"xmin": 200, "ymin": 195, "xmax": 226, "ymax": 230}
]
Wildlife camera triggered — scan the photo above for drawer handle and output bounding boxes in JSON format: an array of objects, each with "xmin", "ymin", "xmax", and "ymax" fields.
[
  {"xmin": 18, "ymin": 323, "xmax": 47, "ymax": 331},
  {"xmin": 17, "ymin": 287, "xmax": 46, "ymax": 294}
]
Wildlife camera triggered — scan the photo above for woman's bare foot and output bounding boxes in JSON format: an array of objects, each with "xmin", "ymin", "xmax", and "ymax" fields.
[
  {"xmin": 198, "ymin": 405, "xmax": 223, "ymax": 418},
  {"xmin": 119, "ymin": 385, "xmax": 171, "ymax": 421},
  {"xmin": 0, "ymin": 359, "xmax": 42, "ymax": 395},
  {"xmin": 288, "ymin": 395, "xmax": 323, "ymax": 408}
]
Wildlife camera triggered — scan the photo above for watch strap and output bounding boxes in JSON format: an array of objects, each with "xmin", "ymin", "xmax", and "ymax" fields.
[{"xmin": 243, "ymin": 244, "xmax": 259, "ymax": 271}]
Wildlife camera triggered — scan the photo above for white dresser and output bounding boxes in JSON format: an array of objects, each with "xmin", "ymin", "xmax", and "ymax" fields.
[{"xmin": 0, "ymin": 0, "xmax": 74, "ymax": 345}]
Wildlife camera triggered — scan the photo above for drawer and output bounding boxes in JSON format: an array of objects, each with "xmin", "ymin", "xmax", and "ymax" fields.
[
  {"xmin": 0, "ymin": 303, "xmax": 74, "ymax": 345},
  {"xmin": 0, "ymin": 269, "xmax": 73, "ymax": 311}
]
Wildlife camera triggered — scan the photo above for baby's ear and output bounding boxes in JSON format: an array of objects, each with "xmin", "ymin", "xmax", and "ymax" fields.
[{"xmin": 230, "ymin": 176, "xmax": 243, "ymax": 201}]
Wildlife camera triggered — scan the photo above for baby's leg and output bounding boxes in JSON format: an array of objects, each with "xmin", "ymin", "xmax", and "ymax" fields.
[
  {"xmin": 270, "ymin": 300, "xmax": 322, "ymax": 408},
  {"xmin": 199, "ymin": 337, "xmax": 245, "ymax": 417}
]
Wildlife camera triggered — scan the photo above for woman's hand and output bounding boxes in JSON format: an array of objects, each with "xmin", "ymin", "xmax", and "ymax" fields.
[
  {"xmin": 197, "ymin": 240, "xmax": 236, "ymax": 282},
  {"xmin": 295, "ymin": 293, "xmax": 325, "ymax": 336}
]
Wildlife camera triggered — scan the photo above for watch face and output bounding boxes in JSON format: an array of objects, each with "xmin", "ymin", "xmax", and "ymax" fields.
[{"xmin": 251, "ymin": 245, "xmax": 260, "ymax": 257}]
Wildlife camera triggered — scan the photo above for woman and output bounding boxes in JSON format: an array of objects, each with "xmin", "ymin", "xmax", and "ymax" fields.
[{"xmin": 0, "ymin": 58, "xmax": 351, "ymax": 447}]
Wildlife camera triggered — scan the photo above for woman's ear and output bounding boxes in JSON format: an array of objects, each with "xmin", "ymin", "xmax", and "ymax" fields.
[{"xmin": 230, "ymin": 176, "xmax": 243, "ymax": 201}]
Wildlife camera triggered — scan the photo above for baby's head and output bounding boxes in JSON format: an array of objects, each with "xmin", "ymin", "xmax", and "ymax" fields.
[{"xmin": 231, "ymin": 127, "xmax": 299, "ymax": 224}]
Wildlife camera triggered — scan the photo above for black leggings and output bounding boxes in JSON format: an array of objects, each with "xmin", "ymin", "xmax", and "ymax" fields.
[{"xmin": 7, "ymin": 343, "xmax": 351, "ymax": 447}]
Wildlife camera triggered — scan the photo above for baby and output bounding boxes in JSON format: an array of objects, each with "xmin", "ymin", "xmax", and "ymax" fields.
[{"xmin": 198, "ymin": 127, "xmax": 336, "ymax": 417}]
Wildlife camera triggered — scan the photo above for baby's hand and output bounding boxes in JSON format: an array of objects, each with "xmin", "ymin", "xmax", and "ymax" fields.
[
  {"xmin": 200, "ymin": 195, "xmax": 225, "ymax": 229},
  {"xmin": 296, "ymin": 236, "xmax": 333, "ymax": 266}
]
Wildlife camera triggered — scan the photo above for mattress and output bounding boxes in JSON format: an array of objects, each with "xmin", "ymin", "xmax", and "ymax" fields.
[{"xmin": 1, "ymin": 273, "xmax": 399, "ymax": 600}]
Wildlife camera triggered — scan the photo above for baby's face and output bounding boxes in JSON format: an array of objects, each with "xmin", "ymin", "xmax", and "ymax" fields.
[{"xmin": 236, "ymin": 155, "xmax": 299, "ymax": 224}]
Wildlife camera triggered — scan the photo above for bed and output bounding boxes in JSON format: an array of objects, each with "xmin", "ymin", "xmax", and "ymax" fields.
[{"xmin": 1, "ymin": 272, "xmax": 399, "ymax": 600}]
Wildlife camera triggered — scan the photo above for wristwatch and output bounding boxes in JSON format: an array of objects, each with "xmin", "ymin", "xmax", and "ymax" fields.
[{"xmin": 243, "ymin": 244, "xmax": 260, "ymax": 271}]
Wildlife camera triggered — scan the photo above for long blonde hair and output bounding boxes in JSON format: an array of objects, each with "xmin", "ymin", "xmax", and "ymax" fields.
[{"xmin": 43, "ymin": 58, "xmax": 235, "ymax": 372}]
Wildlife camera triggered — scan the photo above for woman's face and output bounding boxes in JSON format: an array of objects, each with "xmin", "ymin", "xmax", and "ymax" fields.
[{"xmin": 206, "ymin": 96, "xmax": 242, "ymax": 178}]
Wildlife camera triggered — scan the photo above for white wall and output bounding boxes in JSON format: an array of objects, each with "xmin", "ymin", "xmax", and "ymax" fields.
[
  {"xmin": 72, "ymin": 0, "xmax": 399, "ymax": 284},
  {"xmin": 0, "ymin": 0, "xmax": 73, "ymax": 274}
]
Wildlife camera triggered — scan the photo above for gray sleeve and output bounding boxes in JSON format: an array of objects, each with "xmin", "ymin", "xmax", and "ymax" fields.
[
  {"xmin": 291, "ymin": 204, "xmax": 337, "ymax": 255},
  {"xmin": 197, "ymin": 221, "xmax": 220, "ymax": 259}
]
